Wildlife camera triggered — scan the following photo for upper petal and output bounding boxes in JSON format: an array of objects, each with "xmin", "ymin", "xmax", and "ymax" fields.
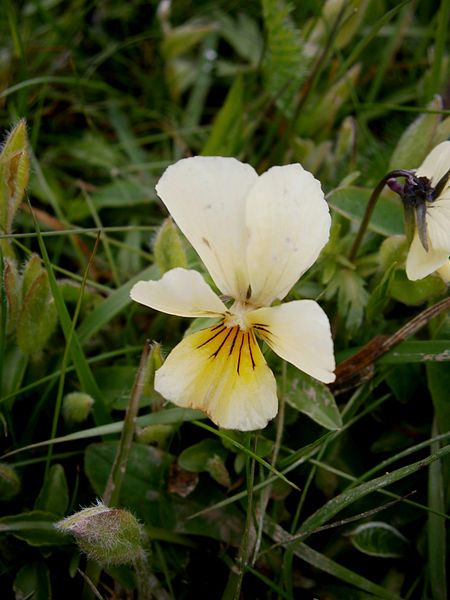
[
  {"xmin": 406, "ymin": 233, "xmax": 449, "ymax": 280},
  {"xmin": 245, "ymin": 164, "xmax": 331, "ymax": 306},
  {"xmin": 130, "ymin": 268, "xmax": 226, "ymax": 317},
  {"xmin": 156, "ymin": 156, "xmax": 258, "ymax": 298},
  {"xmin": 416, "ymin": 141, "xmax": 450, "ymax": 187},
  {"xmin": 248, "ymin": 300, "xmax": 336, "ymax": 383},
  {"xmin": 155, "ymin": 325, "xmax": 278, "ymax": 431}
]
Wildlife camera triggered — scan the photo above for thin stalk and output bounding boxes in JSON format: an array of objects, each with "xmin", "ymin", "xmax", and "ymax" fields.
[
  {"xmin": 348, "ymin": 169, "xmax": 411, "ymax": 261},
  {"xmin": 252, "ymin": 361, "xmax": 287, "ymax": 565},
  {"xmin": 222, "ymin": 435, "xmax": 257, "ymax": 600},
  {"xmin": 103, "ymin": 341, "xmax": 151, "ymax": 506}
]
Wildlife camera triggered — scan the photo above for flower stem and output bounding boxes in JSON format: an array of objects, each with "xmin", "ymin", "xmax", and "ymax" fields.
[
  {"xmin": 103, "ymin": 340, "xmax": 151, "ymax": 507},
  {"xmin": 251, "ymin": 361, "xmax": 286, "ymax": 565},
  {"xmin": 222, "ymin": 434, "xmax": 257, "ymax": 600},
  {"xmin": 348, "ymin": 169, "xmax": 411, "ymax": 262}
]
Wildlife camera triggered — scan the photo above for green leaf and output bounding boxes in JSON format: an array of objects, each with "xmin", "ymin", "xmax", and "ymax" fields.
[
  {"xmin": 390, "ymin": 270, "xmax": 447, "ymax": 306},
  {"xmin": 284, "ymin": 368, "xmax": 342, "ymax": 431},
  {"xmin": 34, "ymin": 463, "xmax": 69, "ymax": 516},
  {"xmin": 427, "ymin": 424, "xmax": 447, "ymax": 600},
  {"xmin": 389, "ymin": 95, "xmax": 443, "ymax": 170},
  {"xmin": 162, "ymin": 22, "xmax": 217, "ymax": 60},
  {"xmin": 77, "ymin": 264, "xmax": 158, "ymax": 343},
  {"xmin": 350, "ymin": 521, "xmax": 408, "ymax": 557},
  {"xmin": 85, "ymin": 442, "xmax": 174, "ymax": 528},
  {"xmin": 379, "ymin": 341, "xmax": 450, "ymax": 364},
  {"xmin": 178, "ymin": 439, "xmax": 225, "ymax": 472},
  {"xmin": 0, "ymin": 510, "xmax": 67, "ymax": 546},
  {"xmin": 178, "ymin": 439, "xmax": 231, "ymax": 486},
  {"xmin": 366, "ymin": 261, "xmax": 397, "ymax": 322},
  {"xmin": 201, "ymin": 76, "xmax": 244, "ymax": 156},
  {"xmin": 328, "ymin": 186, "xmax": 404, "ymax": 236},
  {"xmin": 261, "ymin": 0, "xmax": 308, "ymax": 116},
  {"xmin": 324, "ymin": 268, "xmax": 368, "ymax": 335},
  {"xmin": 427, "ymin": 363, "xmax": 450, "ymax": 435},
  {"xmin": 265, "ymin": 518, "xmax": 402, "ymax": 600},
  {"xmin": 298, "ymin": 443, "xmax": 450, "ymax": 538},
  {"xmin": 13, "ymin": 560, "xmax": 52, "ymax": 600}
]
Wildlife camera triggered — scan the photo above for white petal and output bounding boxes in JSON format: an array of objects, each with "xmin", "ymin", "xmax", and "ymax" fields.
[
  {"xmin": 406, "ymin": 233, "xmax": 449, "ymax": 280},
  {"xmin": 426, "ymin": 196, "xmax": 450, "ymax": 252},
  {"xmin": 248, "ymin": 300, "xmax": 335, "ymax": 383},
  {"xmin": 245, "ymin": 164, "xmax": 331, "ymax": 306},
  {"xmin": 155, "ymin": 325, "xmax": 278, "ymax": 431},
  {"xmin": 130, "ymin": 268, "xmax": 226, "ymax": 317},
  {"xmin": 437, "ymin": 260, "xmax": 450, "ymax": 283},
  {"xmin": 416, "ymin": 141, "xmax": 450, "ymax": 186},
  {"xmin": 156, "ymin": 156, "xmax": 258, "ymax": 298}
]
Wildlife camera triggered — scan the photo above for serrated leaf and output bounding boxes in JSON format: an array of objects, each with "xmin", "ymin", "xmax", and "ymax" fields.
[
  {"xmin": 285, "ymin": 367, "xmax": 342, "ymax": 430},
  {"xmin": 366, "ymin": 261, "xmax": 397, "ymax": 322},
  {"xmin": 34, "ymin": 464, "xmax": 69, "ymax": 516},
  {"xmin": 261, "ymin": 0, "xmax": 308, "ymax": 117},
  {"xmin": 350, "ymin": 521, "xmax": 408, "ymax": 558},
  {"xmin": 325, "ymin": 268, "xmax": 368, "ymax": 334}
]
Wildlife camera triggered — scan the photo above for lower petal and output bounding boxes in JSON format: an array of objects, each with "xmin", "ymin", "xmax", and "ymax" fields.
[
  {"xmin": 248, "ymin": 300, "xmax": 335, "ymax": 383},
  {"xmin": 406, "ymin": 233, "xmax": 449, "ymax": 280},
  {"xmin": 155, "ymin": 325, "xmax": 278, "ymax": 431}
]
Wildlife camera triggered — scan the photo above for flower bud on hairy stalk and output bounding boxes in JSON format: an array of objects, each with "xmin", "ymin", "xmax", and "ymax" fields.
[
  {"xmin": 62, "ymin": 392, "xmax": 94, "ymax": 424},
  {"xmin": 136, "ymin": 423, "xmax": 175, "ymax": 447},
  {"xmin": 55, "ymin": 502, "xmax": 144, "ymax": 566},
  {"xmin": 152, "ymin": 217, "xmax": 187, "ymax": 275},
  {"xmin": 335, "ymin": 116, "xmax": 356, "ymax": 163},
  {"xmin": 16, "ymin": 255, "xmax": 57, "ymax": 356},
  {"xmin": 0, "ymin": 120, "xmax": 29, "ymax": 257},
  {"xmin": 2, "ymin": 257, "xmax": 21, "ymax": 335},
  {"xmin": 0, "ymin": 462, "xmax": 21, "ymax": 501}
]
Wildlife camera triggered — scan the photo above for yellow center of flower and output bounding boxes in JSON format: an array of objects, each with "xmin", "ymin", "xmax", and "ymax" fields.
[{"xmin": 195, "ymin": 322, "xmax": 260, "ymax": 375}]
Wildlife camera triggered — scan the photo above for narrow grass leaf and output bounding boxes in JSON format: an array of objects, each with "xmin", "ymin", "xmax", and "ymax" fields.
[{"xmin": 299, "ymin": 443, "xmax": 450, "ymax": 537}]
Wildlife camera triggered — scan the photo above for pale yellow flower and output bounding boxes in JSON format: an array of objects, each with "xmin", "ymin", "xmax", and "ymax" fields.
[
  {"xmin": 406, "ymin": 141, "xmax": 450, "ymax": 280},
  {"xmin": 131, "ymin": 157, "xmax": 335, "ymax": 431}
]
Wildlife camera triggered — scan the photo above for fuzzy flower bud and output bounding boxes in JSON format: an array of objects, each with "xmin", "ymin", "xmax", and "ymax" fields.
[
  {"xmin": 0, "ymin": 462, "xmax": 21, "ymax": 501},
  {"xmin": 55, "ymin": 502, "xmax": 143, "ymax": 566},
  {"xmin": 0, "ymin": 119, "xmax": 29, "ymax": 238},
  {"xmin": 63, "ymin": 392, "xmax": 94, "ymax": 424},
  {"xmin": 152, "ymin": 217, "xmax": 187, "ymax": 275}
]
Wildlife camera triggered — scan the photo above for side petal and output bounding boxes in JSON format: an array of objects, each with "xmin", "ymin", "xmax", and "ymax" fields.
[
  {"xmin": 130, "ymin": 268, "xmax": 226, "ymax": 317},
  {"xmin": 245, "ymin": 164, "xmax": 331, "ymax": 306},
  {"xmin": 406, "ymin": 233, "xmax": 449, "ymax": 280},
  {"xmin": 155, "ymin": 325, "xmax": 278, "ymax": 431},
  {"xmin": 156, "ymin": 156, "xmax": 258, "ymax": 299},
  {"xmin": 248, "ymin": 300, "xmax": 335, "ymax": 383},
  {"xmin": 416, "ymin": 141, "xmax": 450, "ymax": 186}
]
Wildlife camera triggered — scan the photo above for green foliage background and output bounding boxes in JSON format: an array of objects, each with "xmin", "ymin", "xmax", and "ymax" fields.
[{"xmin": 0, "ymin": 0, "xmax": 449, "ymax": 598}]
